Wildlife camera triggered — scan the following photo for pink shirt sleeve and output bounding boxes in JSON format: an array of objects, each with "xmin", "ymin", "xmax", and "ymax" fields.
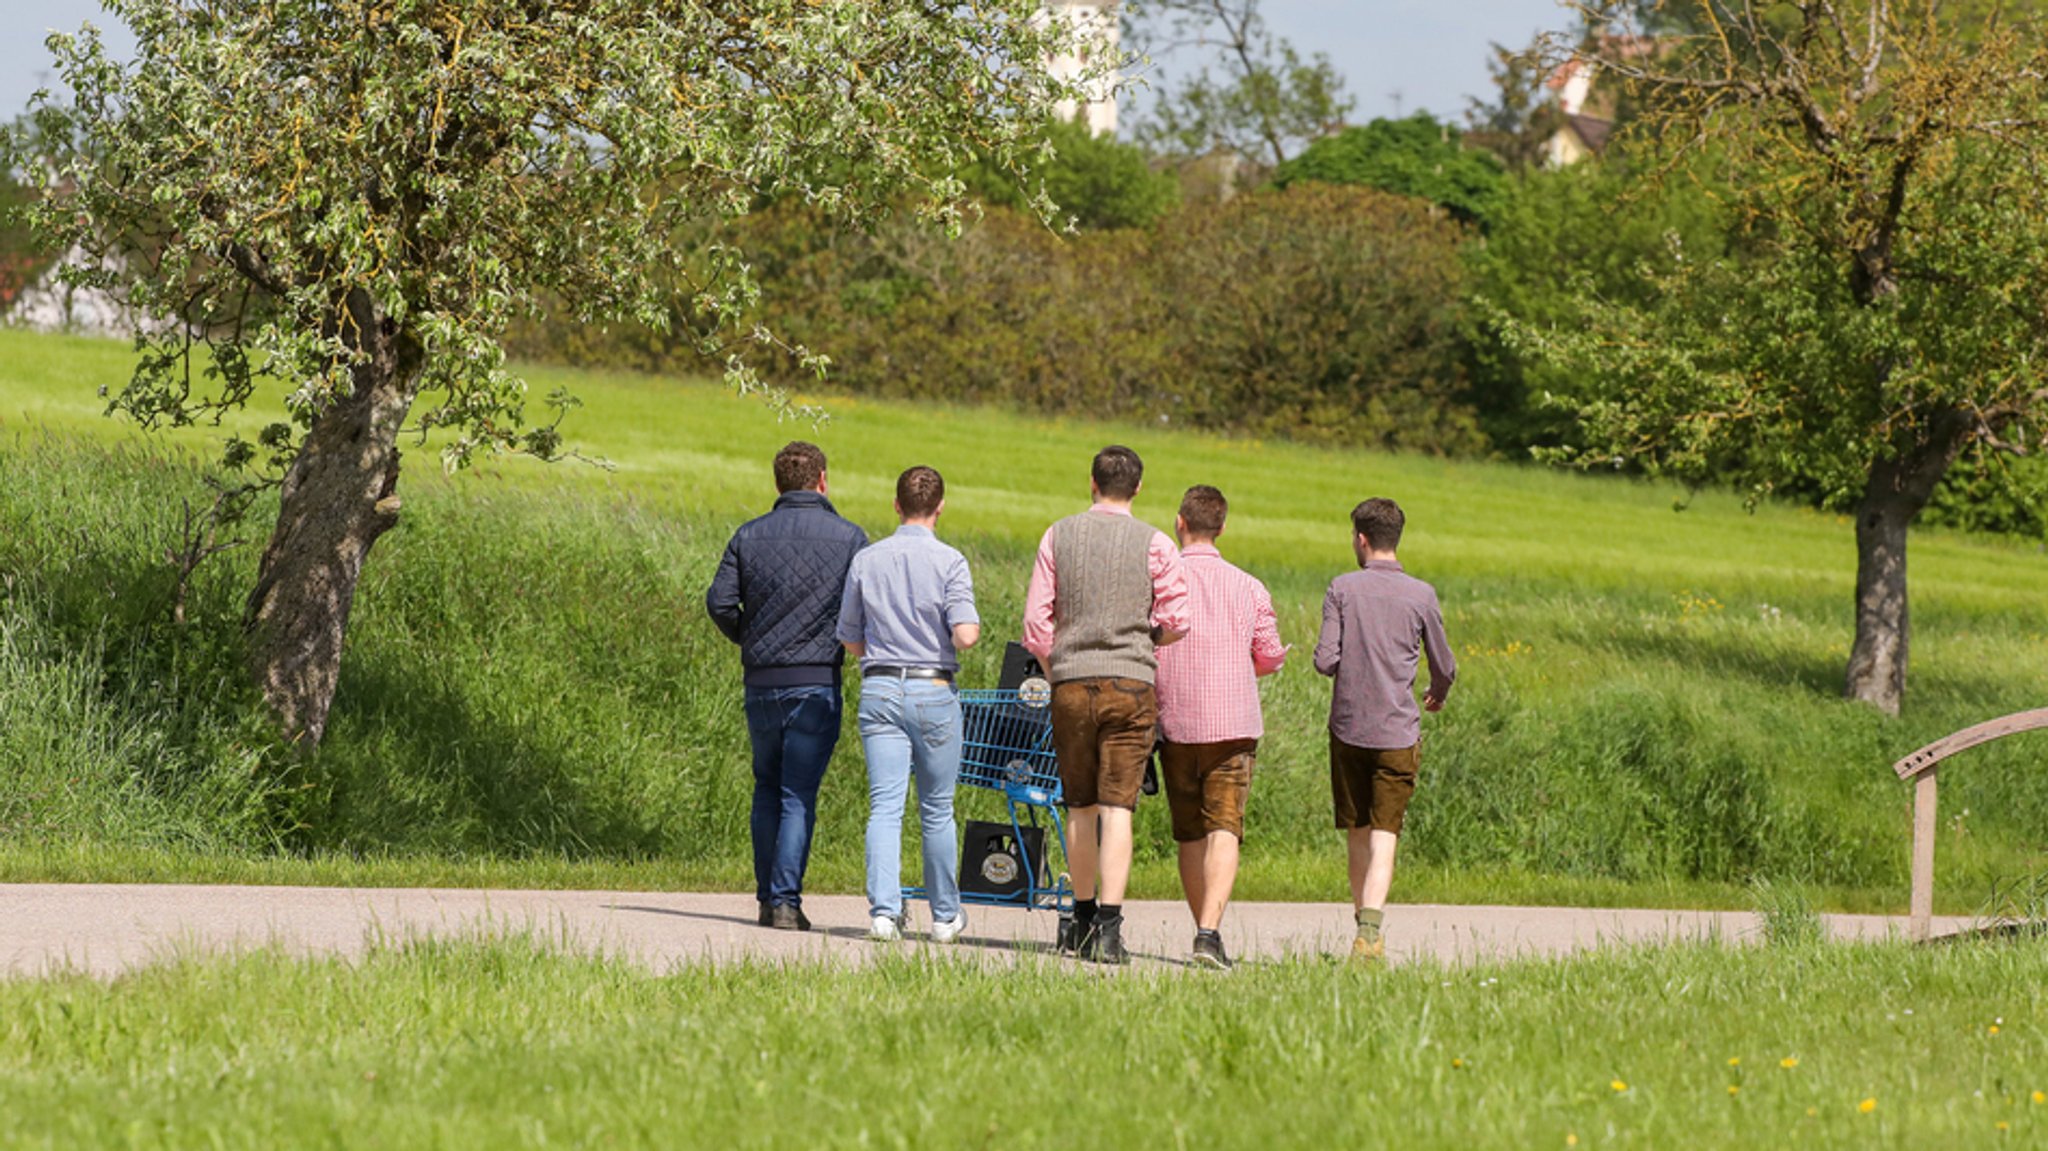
[
  {"xmin": 1250, "ymin": 581, "xmax": 1287, "ymax": 676},
  {"xmin": 1021, "ymin": 526, "xmax": 1058, "ymax": 665},
  {"xmin": 1148, "ymin": 531, "xmax": 1191, "ymax": 639}
]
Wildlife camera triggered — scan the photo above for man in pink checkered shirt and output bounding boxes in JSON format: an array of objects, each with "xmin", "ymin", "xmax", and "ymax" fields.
[{"xmin": 1154, "ymin": 485, "xmax": 1288, "ymax": 970}]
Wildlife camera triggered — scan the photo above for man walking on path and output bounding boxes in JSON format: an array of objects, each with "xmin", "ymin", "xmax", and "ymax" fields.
[
  {"xmin": 1154, "ymin": 485, "xmax": 1288, "ymax": 971},
  {"xmin": 1313, "ymin": 497, "xmax": 1455, "ymax": 965},
  {"xmin": 837, "ymin": 466, "xmax": 982, "ymax": 944},
  {"xmin": 1022, "ymin": 445, "xmax": 1190, "ymax": 964},
  {"xmin": 707, "ymin": 441, "xmax": 868, "ymax": 931}
]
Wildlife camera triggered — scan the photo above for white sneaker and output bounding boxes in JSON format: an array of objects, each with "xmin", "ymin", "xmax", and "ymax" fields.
[
  {"xmin": 869, "ymin": 914, "xmax": 904, "ymax": 942},
  {"xmin": 930, "ymin": 910, "xmax": 968, "ymax": 944}
]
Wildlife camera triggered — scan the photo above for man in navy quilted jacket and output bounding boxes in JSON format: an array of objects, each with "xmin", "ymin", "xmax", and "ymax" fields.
[{"xmin": 707, "ymin": 441, "xmax": 868, "ymax": 931}]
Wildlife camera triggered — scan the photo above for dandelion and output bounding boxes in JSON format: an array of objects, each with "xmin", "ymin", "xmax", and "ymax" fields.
[
  {"xmin": 1611, "ymin": 1079, "xmax": 1628, "ymax": 1093},
  {"xmin": 1452, "ymin": 1058, "xmax": 1465, "ymax": 1069},
  {"xmin": 1991, "ymin": 1025, "xmax": 2002, "ymax": 1035},
  {"xmin": 1566, "ymin": 1136, "xmax": 1578, "ymax": 1148},
  {"xmin": 1727, "ymin": 1085, "xmax": 1740, "ymax": 1096},
  {"xmin": 1999, "ymin": 1122, "xmax": 2011, "ymax": 1132},
  {"xmin": 2032, "ymin": 1091, "xmax": 2045, "ymax": 1105},
  {"xmin": 1781, "ymin": 1057, "xmax": 1800, "ymax": 1069},
  {"xmin": 1860, "ymin": 1098, "xmax": 1877, "ymax": 1114},
  {"xmin": 1806, "ymin": 1108, "xmax": 1818, "ymax": 1118},
  {"xmin": 1727, "ymin": 1057, "xmax": 1740, "ymax": 1067}
]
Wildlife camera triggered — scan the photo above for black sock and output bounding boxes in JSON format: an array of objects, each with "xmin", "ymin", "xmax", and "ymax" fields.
[
  {"xmin": 1195, "ymin": 928, "xmax": 1220, "ymax": 942},
  {"xmin": 1074, "ymin": 899, "xmax": 1099, "ymax": 925},
  {"xmin": 1097, "ymin": 903, "xmax": 1123, "ymax": 924}
]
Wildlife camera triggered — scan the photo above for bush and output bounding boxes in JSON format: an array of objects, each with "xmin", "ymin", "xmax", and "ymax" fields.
[
  {"xmin": 1150, "ymin": 184, "xmax": 1483, "ymax": 451},
  {"xmin": 959, "ymin": 117, "xmax": 1181, "ymax": 232},
  {"xmin": 1272, "ymin": 113, "xmax": 1506, "ymax": 227},
  {"xmin": 521, "ymin": 184, "xmax": 1485, "ymax": 455}
]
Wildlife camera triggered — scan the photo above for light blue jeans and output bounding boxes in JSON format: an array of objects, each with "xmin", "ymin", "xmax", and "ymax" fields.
[{"xmin": 859, "ymin": 676, "xmax": 963, "ymax": 923}]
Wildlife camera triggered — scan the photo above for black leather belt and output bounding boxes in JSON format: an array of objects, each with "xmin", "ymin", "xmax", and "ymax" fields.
[{"xmin": 863, "ymin": 665, "xmax": 953, "ymax": 683}]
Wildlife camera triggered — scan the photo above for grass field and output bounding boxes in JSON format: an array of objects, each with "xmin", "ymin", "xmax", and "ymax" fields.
[
  {"xmin": 0, "ymin": 934, "xmax": 2043, "ymax": 1149},
  {"xmin": 2, "ymin": 328, "xmax": 2046, "ymax": 910}
]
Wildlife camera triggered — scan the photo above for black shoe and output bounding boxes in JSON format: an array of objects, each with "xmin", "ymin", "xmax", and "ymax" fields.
[
  {"xmin": 758, "ymin": 901, "xmax": 773, "ymax": 927},
  {"xmin": 1191, "ymin": 931, "xmax": 1232, "ymax": 971},
  {"xmin": 1084, "ymin": 916, "xmax": 1129, "ymax": 965},
  {"xmin": 769, "ymin": 904, "xmax": 811, "ymax": 932},
  {"xmin": 1056, "ymin": 913, "xmax": 1082, "ymax": 956}
]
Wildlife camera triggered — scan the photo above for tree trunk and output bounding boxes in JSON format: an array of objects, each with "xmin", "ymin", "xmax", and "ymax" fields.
[
  {"xmin": 244, "ymin": 314, "xmax": 420, "ymax": 747},
  {"xmin": 1844, "ymin": 413, "xmax": 1971, "ymax": 715}
]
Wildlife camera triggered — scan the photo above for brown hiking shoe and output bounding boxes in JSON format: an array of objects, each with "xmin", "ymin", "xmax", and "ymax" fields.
[{"xmin": 1349, "ymin": 934, "xmax": 1385, "ymax": 966}]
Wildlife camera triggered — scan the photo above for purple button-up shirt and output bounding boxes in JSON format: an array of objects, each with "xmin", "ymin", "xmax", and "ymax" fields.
[{"xmin": 1313, "ymin": 559, "xmax": 1456, "ymax": 750}]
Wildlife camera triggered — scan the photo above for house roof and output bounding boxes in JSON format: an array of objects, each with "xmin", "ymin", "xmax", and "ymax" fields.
[{"xmin": 1565, "ymin": 113, "xmax": 1614, "ymax": 154}]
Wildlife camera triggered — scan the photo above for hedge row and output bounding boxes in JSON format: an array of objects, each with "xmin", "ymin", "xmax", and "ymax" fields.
[{"xmin": 514, "ymin": 183, "xmax": 1486, "ymax": 456}]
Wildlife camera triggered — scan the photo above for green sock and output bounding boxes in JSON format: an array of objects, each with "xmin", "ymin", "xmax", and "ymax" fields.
[{"xmin": 1355, "ymin": 907, "xmax": 1384, "ymax": 942}]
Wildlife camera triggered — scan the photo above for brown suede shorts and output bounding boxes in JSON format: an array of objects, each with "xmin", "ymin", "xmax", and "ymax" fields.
[
  {"xmin": 1160, "ymin": 738, "xmax": 1257, "ymax": 842},
  {"xmin": 1050, "ymin": 677, "xmax": 1157, "ymax": 810},
  {"xmin": 1330, "ymin": 736, "xmax": 1419, "ymax": 833}
]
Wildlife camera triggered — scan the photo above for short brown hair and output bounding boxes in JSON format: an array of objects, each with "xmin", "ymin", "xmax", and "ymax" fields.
[
  {"xmin": 773, "ymin": 441, "xmax": 827, "ymax": 494},
  {"xmin": 1352, "ymin": 498, "xmax": 1404, "ymax": 552},
  {"xmin": 896, "ymin": 465, "xmax": 945, "ymax": 519},
  {"xmin": 1092, "ymin": 445, "xmax": 1144, "ymax": 500},
  {"xmin": 1179, "ymin": 485, "xmax": 1227, "ymax": 538}
]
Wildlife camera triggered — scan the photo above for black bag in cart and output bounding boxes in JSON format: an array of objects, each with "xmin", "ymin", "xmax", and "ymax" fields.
[{"xmin": 959, "ymin": 820, "xmax": 1046, "ymax": 899}]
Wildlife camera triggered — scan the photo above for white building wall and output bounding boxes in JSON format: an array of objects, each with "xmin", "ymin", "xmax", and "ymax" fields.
[{"xmin": 1043, "ymin": 1, "xmax": 1121, "ymax": 136}]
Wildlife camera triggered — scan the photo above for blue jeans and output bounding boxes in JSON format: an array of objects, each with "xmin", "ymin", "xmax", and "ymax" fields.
[
  {"xmin": 858, "ymin": 677, "xmax": 963, "ymax": 923},
  {"xmin": 743, "ymin": 684, "xmax": 844, "ymax": 909}
]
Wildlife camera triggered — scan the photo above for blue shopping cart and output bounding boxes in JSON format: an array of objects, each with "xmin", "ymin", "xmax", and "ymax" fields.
[{"xmin": 903, "ymin": 681, "xmax": 1072, "ymax": 913}]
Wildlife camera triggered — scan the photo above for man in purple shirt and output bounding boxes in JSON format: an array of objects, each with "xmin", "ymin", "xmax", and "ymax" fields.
[{"xmin": 1313, "ymin": 497, "xmax": 1456, "ymax": 966}]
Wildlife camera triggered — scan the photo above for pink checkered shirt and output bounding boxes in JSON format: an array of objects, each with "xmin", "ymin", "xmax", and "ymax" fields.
[{"xmin": 1155, "ymin": 542, "xmax": 1288, "ymax": 743}]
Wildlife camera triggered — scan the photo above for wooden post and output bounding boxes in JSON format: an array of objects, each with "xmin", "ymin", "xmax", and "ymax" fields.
[
  {"xmin": 1910, "ymin": 768, "xmax": 1937, "ymax": 943},
  {"xmin": 1891, "ymin": 711, "xmax": 2048, "ymax": 943}
]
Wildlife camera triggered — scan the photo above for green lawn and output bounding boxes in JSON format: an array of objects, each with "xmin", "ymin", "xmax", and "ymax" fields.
[
  {"xmin": 2, "ymin": 328, "xmax": 2045, "ymax": 910},
  {"xmin": 0, "ymin": 935, "xmax": 2043, "ymax": 1149}
]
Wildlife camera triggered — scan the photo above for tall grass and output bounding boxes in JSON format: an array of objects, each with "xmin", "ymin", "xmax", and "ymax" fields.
[
  {"xmin": 0, "ymin": 935, "xmax": 2043, "ymax": 1148},
  {"xmin": 2, "ymin": 328, "xmax": 2046, "ymax": 907}
]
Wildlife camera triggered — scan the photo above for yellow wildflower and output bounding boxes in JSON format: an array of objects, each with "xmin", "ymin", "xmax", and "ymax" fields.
[
  {"xmin": 1611, "ymin": 1079, "xmax": 1628, "ymax": 1093},
  {"xmin": 1452, "ymin": 1058, "xmax": 1465, "ymax": 1069},
  {"xmin": 1780, "ymin": 1057, "xmax": 1799, "ymax": 1070},
  {"xmin": 1998, "ymin": 1122, "xmax": 2011, "ymax": 1132},
  {"xmin": 1566, "ymin": 1136, "xmax": 1578, "ymax": 1148},
  {"xmin": 1990, "ymin": 1025, "xmax": 2001, "ymax": 1035},
  {"xmin": 1726, "ymin": 1057, "xmax": 1740, "ymax": 1067},
  {"xmin": 1860, "ymin": 1098, "xmax": 1877, "ymax": 1114},
  {"xmin": 1727, "ymin": 1085, "xmax": 1740, "ymax": 1096},
  {"xmin": 2033, "ymin": 1091, "xmax": 2046, "ymax": 1105}
]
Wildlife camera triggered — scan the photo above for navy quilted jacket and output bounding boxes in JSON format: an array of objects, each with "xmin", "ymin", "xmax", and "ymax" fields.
[{"xmin": 705, "ymin": 491, "xmax": 868, "ymax": 687}]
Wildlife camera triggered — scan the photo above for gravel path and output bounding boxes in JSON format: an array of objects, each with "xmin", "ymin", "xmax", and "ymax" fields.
[{"xmin": 0, "ymin": 884, "xmax": 1971, "ymax": 978}]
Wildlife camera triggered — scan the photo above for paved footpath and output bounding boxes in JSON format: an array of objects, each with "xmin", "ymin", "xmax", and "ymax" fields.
[{"xmin": 0, "ymin": 885, "xmax": 1972, "ymax": 979}]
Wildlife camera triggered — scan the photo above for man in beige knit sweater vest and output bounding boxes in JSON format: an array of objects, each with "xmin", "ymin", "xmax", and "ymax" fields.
[{"xmin": 1022, "ymin": 446, "xmax": 1191, "ymax": 964}]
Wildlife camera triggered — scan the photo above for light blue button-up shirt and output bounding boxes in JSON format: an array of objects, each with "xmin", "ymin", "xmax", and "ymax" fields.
[{"xmin": 835, "ymin": 525, "xmax": 980, "ymax": 671}]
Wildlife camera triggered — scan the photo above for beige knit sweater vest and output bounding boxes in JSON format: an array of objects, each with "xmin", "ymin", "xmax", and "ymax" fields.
[{"xmin": 1048, "ymin": 511, "xmax": 1159, "ymax": 684}]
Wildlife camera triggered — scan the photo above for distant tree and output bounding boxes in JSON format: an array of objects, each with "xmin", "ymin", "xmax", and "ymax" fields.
[
  {"xmin": 1465, "ymin": 41, "xmax": 1565, "ymax": 173},
  {"xmin": 1271, "ymin": 113, "xmax": 1505, "ymax": 227},
  {"xmin": 11, "ymin": 0, "xmax": 1098, "ymax": 747},
  {"xmin": 1469, "ymin": 159, "xmax": 1729, "ymax": 448},
  {"xmin": 1508, "ymin": 2, "xmax": 2048, "ymax": 715},
  {"xmin": 1124, "ymin": 0, "xmax": 1353, "ymax": 167},
  {"xmin": 962, "ymin": 117, "xmax": 1181, "ymax": 231}
]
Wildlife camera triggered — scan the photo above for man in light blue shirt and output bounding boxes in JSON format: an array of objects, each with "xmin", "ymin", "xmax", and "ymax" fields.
[{"xmin": 836, "ymin": 465, "xmax": 981, "ymax": 942}]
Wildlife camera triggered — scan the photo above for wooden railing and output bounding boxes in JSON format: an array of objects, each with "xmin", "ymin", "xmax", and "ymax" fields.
[{"xmin": 1892, "ymin": 708, "xmax": 2048, "ymax": 941}]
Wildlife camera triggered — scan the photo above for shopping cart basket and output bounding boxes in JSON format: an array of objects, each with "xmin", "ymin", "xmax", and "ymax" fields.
[{"xmin": 905, "ymin": 684, "xmax": 1071, "ymax": 911}]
